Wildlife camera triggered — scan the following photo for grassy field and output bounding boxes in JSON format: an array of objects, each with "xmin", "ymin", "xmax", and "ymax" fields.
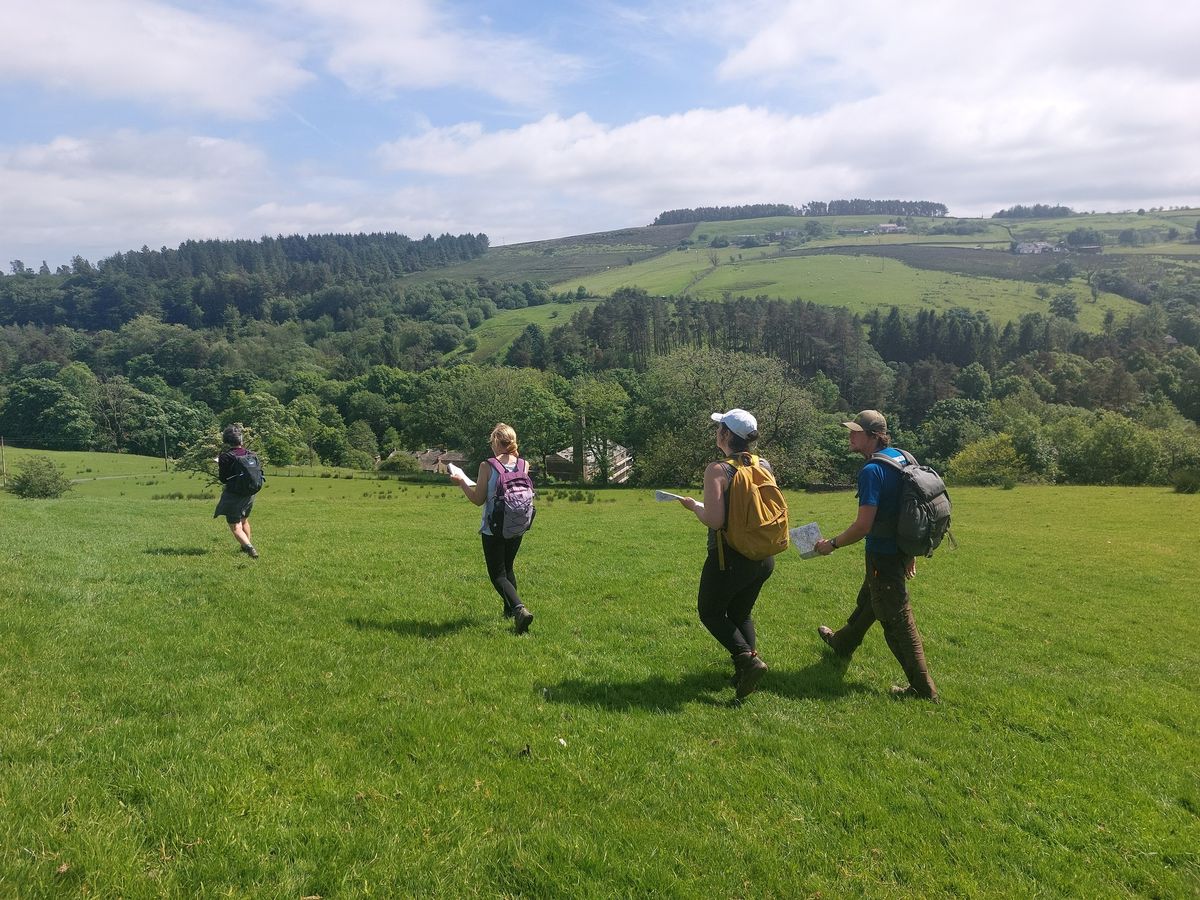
[
  {"xmin": 550, "ymin": 250, "xmax": 1142, "ymax": 330},
  {"xmin": 2, "ymin": 450, "xmax": 1198, "ymax": 896},
  {"xmin": 446, "ymin": 299, "xmax": 601, "ymax": 365}
]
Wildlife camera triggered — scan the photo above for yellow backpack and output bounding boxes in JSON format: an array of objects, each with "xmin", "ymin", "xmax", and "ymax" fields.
[{"xmin": 718, "ymin": 453, "xmax": 790, "ymax": 569}]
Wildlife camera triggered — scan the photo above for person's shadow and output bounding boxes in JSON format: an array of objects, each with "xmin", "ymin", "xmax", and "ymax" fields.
[
  {"xmin": 760, "ymin": 656, "xmax": 872, "ymax": 701},
  {"xmin": 145, "ymin": 547, "xmax": 209, "ymax": 556},
  {"xmin": 545, "ymin": 671, "xmax": 730, "ymax": 712},
  {"xmin": 346, "ymin": 616, "xmax": 477, "ymax": 640},
  {"xmin": 545, "ymin": 655, "xmax": 868, "ymax": 712}
]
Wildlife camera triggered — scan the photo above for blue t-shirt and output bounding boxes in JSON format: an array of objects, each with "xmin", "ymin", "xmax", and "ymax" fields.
[{"xmin": 857, "ymin": 447, "xmax": 906, "ymax": 554}]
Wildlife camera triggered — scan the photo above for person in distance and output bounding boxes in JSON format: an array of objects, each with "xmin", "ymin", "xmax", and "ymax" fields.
[
  {"xmin": 450, "ymin": 423, "xmax": 535, "ymax": 634},
  {"xmin": 814, "ymin": 410, "xmax": 938, "ymax": 702},
  {"xmin": 213, "ymin": 425, "xmax": 260, "ymax": 559}
]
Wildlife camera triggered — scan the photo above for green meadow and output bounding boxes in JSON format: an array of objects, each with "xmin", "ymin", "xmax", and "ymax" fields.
[
  {"xmin": 448, "ymin": 299, "xmax": 600, "ymax": 365},
  {"xmin": 2, "ymin": 451, "xmax": 1198, "ymax": 896},
  {"xmin": 554, "ymin": 251, "xmax": 1142, "ymax": 331}
]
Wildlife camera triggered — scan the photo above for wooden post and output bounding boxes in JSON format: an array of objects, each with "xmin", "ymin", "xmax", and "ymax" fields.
[{"xmin": 0, "ymin": 435, "xmax": 6, "ymax": 486}]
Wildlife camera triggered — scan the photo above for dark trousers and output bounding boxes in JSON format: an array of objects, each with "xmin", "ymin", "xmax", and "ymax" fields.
[
  {"xmin": 481, "ymin": 533, "xmax": 524, "ymax": 613},
  {"xmin": 697, "ymin": 547, "xmax": 774, "ymax": 659},
  {"xmin": 827, "ymin": 551, "xmax": 937, "ymax": 698}
]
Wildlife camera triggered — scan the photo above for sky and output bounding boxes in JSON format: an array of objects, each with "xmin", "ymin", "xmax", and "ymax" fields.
[{"xmin": 2, "ymin": 0, "xmax": 1199, "ymax": 269}]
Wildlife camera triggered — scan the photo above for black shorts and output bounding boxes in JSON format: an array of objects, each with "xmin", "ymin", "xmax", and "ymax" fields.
[{"xmin": 213, "ymin": 491, "xmax": 254, "ymax": 523}]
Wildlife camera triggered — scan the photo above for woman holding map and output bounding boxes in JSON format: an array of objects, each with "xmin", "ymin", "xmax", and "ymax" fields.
[
  {"xmin": 450, "ymin": 423, "xmax": 536, "ymax": 635},
  {"xmin": 677, "ymin": 408, "xmax": 784, "ymax": 701}
]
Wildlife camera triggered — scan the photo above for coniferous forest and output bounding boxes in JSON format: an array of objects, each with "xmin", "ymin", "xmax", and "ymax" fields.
[{"xmin": 3, "ymin": 214, "xmax": 1200, "ymax": 489}]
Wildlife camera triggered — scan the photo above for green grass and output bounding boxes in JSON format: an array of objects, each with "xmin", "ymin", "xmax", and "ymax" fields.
[
  {"xmin": 402, "ymin": 223, "xmax": 696, "ymax": 287},
  {"xmin": 447, "ymin": 299, "xmax": 601, "ymax": 364},
  {"xmin": 2, "ymin": 451, "xmax": 1198, "ymax": 895},
  {"xmin": 545, "ymin": 250, "xmax": 1142, "ymax": 330}
]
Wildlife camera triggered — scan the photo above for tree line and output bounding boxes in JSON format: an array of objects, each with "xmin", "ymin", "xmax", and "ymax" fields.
[
  {"xmin": 2, "ymin": 250, "xmax": 1198, "ymax": 489},
  {"xmin": 992, "ymin": 204, "xmax": 1075, "ymax": 219},
  {"xmin": 6, "ymin": 231, "xmax": 488, "ymax": 285},
  {"xmin": 652, "ymin": 200, "xmax": 948, "ymax": 226}
]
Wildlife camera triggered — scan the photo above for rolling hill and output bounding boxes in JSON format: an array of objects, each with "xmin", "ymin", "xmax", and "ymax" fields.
[{"xmin": 429, "ymin": 208, "xmax": 1200, "ymax": 361}]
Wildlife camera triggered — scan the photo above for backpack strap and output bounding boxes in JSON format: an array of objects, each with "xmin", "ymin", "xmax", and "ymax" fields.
[
  {"xmin": 725, "ymin": 453, "xmax": 758, "ymax": 469},
  {"xmin": 487, "ymin": 456, "xmax": 524, "ymax": 475},
  {"xmin": 869, "ymin": 449, "xmax": 916, "ymax": 471}
]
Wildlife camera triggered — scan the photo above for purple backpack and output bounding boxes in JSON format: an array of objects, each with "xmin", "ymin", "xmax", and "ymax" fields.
[{"xmin": 487, "ymin": 457, "xmax": 536, "ymax": 538}]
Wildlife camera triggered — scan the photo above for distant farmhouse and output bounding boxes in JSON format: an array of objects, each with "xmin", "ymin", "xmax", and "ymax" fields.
[
  {"xmin": 1014, "ymin": 241, "xmax": 1059, "ymax": 254},
  {"xmin": 544, "ymin": 443, "xmax": 633, "ymax": 484},
  {"xmin": 408, "ymin": 448, "xmax": 466, "ymax": 474},
  {"xmin": 1013, "ymin": 241, "xmax": 1099, "ymax": 255}
]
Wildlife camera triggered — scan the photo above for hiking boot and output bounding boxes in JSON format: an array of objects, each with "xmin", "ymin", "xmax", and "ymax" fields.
[
  {"xmin": 890, "ymin": 684, "xmax": 939, "ymax": 703},
  {"xmin": 734, "ymin": 651, "xmax": 768, "ymax": 700},
  {"xmin": 241, "ymin": 544, "xmax": 259, "ymax": 559},
  {"xmin": 513, "ymin": 606, "xmax": 533, "ymax": 635},
  {"xmin": 817, "ymin": 625, "xmax": 848, "ymax": 657}
]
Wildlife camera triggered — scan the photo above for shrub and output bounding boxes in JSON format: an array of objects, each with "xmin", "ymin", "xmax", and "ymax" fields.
[
  {"xmin": 947, "ymin": 434, "xmax": 1026, "ymax": 486},
  {"xmin": 378, "ymin": 453, "xmax": 420, "ymax": 475},
  {"xmin": 1172, "ymin": 468, "xmax": 1200, "ymax": 494},
  {"xmin": 7, "ymin": 456, "xmax": 73, "ymax": 499}
]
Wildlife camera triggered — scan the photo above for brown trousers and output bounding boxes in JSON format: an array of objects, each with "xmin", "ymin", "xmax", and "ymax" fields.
[{"xmin": 827, "ymin": 551, "xmax": 937, "ymax": 699}]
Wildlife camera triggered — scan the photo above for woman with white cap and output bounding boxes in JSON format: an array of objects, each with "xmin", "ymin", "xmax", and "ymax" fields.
[{"xmin": 678, "ymin": 408, "xmax": 776, "ymax": 700}]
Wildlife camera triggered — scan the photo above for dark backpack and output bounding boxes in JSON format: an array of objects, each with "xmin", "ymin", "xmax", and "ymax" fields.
[
  {"xmin": 869, "ymin": 450, "xmax": 952, "ymax": 558},
  {"xmin": 487, "ymin": 457, "xmax": 536, "ymax": 539},
  {"xmin": 226, "ymin": 450, "xmax": 265, "ymax": 496}
]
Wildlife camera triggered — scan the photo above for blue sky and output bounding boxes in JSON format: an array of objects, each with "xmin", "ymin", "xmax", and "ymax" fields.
[{"xmin": 2, "ymin": 0, "xmax": 1198, "ymax": 268}]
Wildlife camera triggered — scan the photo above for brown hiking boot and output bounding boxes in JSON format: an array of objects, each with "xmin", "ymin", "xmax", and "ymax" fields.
[
  {"xmin": 734, "ymin": 651, "xmax": 768, "ymax": 700},
  {"xmin": 891, "ymin": 684, "xmax": 940, "ymax": 703}
]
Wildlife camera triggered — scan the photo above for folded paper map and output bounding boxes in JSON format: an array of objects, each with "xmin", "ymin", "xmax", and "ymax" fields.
[
  {"xmin": 655, "ymin": 490, "xmax": 703, "ymax": 510},
  {"xmin": 447, "ymin": 463, "xmax": 475, "ymax": 488},
  {"xmin": 789, "ymin": 522, "xmax": 823, "ymax": 559}
]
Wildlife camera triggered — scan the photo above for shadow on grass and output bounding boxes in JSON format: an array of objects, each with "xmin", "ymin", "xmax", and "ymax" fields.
[
  {"xmin": 547, "ymin": 655, "xmax": 870, "ymax": 711},
  {"xmin": 145, "ymin": 546, "xmax": 210, "ymax": 556},
  {"xmin": 760, "ymin": 656, "xmax": 874, "ymax": 701},
  {"xmin": 545, "ymin": 671, "xmax": 730, "ymax": 712},
  {"xmin": 346, "ymin": 616, "xmax": 478, "ymax": 640}
]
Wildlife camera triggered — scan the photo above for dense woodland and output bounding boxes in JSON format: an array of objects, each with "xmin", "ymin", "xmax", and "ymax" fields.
[
  {"xmin": 2, "ymin": 224, "xmax": 1199, "ymax": 489},
  {"xmin": 652, "ymin": 200, "xmax": 950, "ymax": 226}
]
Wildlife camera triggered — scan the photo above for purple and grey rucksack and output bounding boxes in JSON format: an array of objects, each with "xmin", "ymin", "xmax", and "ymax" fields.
[{"xmin": 487, "ymin": 457, "xmax": 536, "ymax": 538}]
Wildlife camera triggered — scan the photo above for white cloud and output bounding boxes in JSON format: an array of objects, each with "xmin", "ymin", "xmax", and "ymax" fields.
[
  {"xmin": 2, "ymin": 0, "xmax": 310, "ymax": 118},
  {"xmin": 0, "ymin": 131, "xmax": 276, "ymax": 266},
  {"xmin": 272, "ymin": 0, "xmax": 582, "ymax": 106},
  {"xmin": 377, "ymin": 82, "xmax": 1199, "ymax": 234}
]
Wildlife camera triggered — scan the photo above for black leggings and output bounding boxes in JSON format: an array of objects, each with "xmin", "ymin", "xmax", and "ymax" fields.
[
  {"xmin": 697, "ymin": 547, "xmax": 774, "ymax": 658},
  {"xmin": 481, "ymin": 532, "xmax": 524, "ymax": 612}
]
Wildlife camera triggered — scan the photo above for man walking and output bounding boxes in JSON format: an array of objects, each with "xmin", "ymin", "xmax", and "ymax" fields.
[
  {"xmin": 814, "ymin": 410, "xmax": 938, "ymax": 701},
  {"xmin": 213, "ymin": 425, "xmax": 262, "ymax": 558}
]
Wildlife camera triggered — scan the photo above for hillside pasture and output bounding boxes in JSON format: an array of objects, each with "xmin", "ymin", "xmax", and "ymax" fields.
[
  {"xmin": 1, "ymin": 452, "xmax": 1198, "ymax": 896},
  {"xmin": 401, "ymin": 223, "xmax": 694, "ymax": 287},
  {"xmin": 1002, "ymin": 208, "xmax": 1200, "ymax": 245},
  {"xmin": 447, "ymin": 298, "xmax": 601, "ymax": 364},
  {"xmin": 551, "ymin": 250, "xmax": 1143, "ymax": 330}
]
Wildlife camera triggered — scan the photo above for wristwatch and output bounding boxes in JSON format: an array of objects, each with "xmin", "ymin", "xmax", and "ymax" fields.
[{"xmin": 830, "ymin": 536, "xmax": 838, "ymax": 549}]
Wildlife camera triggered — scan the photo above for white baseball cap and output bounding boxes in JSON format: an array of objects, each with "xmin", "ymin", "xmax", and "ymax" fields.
[{"xmin": 710, "ymin": 408, "xmax": 758, "ymax": 438}]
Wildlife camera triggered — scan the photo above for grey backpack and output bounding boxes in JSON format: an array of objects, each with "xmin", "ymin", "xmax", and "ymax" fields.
[{"xmin": 870, "ymin": 450, "xmax": 953, "ymax": 558}]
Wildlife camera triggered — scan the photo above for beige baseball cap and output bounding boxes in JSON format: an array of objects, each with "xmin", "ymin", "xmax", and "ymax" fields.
[{"xmin": 842, "ymin": 409, "xmax": 888, "ymax": 435}]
